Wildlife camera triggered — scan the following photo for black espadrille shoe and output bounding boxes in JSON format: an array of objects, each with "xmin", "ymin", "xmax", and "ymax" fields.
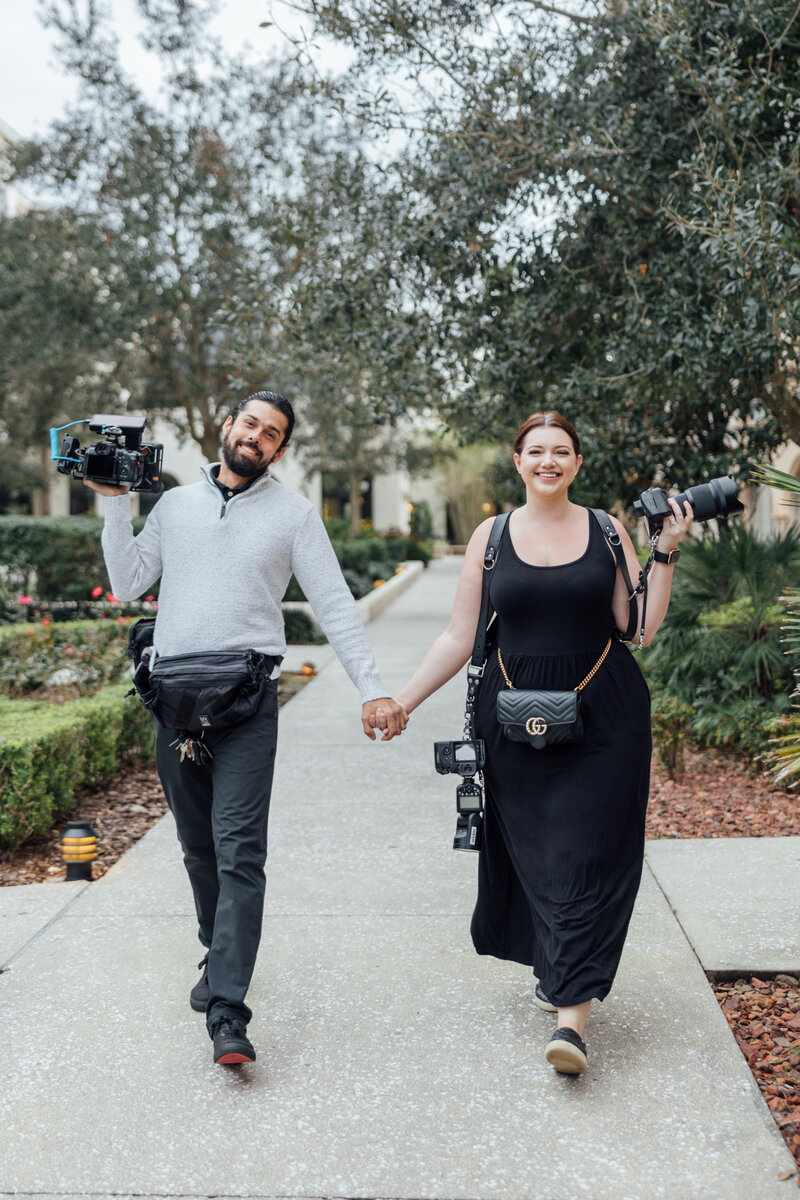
[
  {"xmin": 545, "ymin": 1026, "xmax": 587, "ymax": 1075},
  {"xmin": 533, "ymin": 983, "xmax": 557, "ymax": 1013}
]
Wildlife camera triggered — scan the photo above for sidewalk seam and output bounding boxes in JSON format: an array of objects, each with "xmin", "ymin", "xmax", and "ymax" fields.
[
  {"xmin": 643, "ymin": 854, "xmax": 707, "ymax": 975},
  {"xmin": 0, "ymin": 881, "xmax": 91, "ymax": 973}
]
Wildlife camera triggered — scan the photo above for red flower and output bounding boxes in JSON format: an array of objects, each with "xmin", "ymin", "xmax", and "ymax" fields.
[
  {"xmin": 65, "ymin": 646, "xmax": 75, "ymax": 654},
  {"xmin": 91, "ymin": 586, "xmax": 103, "ymax": 598},
  {"xmin": 106, "ymin": 592, "xmax": 118, "ymax": 603},
  {"xmin": 18, "ymin": 595, "xmax": 33, "ymax": 604},
  {"xmin": 145, "ymin": 595, "xmax": 155, "ymax": 602},
  {"xmin": 42, "ymin": 619, "xmax": 51, "ymax": 627}
]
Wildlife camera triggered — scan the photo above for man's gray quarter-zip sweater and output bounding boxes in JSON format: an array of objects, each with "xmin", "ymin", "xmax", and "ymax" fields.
[{"xmin": 100, "ymin": 464, "xmax": 387, "ymax": 703}]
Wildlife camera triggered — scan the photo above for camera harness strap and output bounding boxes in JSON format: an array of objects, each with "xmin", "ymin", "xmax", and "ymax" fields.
[
  {"xmin": 463, "ymin": 508, "xmax": 646, "ymax": 744},
  {"xmin": 463, "ymin": 514, "xmax": 509, "ymax": 741},
  {"xmin": 589, "ymin": 509, "xmax": 649, "ymax": 647}
]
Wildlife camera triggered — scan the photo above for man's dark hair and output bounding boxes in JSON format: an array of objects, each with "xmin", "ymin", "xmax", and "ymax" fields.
[{"xmin": 230, "ymin": 391, "xmax": 295, "ymax": 449}]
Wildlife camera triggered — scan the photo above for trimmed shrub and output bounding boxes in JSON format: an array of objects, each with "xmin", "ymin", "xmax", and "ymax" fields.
[
  {"xmin": 0, "ymin": 514, "xmax": 146, "ymax": 601},
  {"xmin": 0, "ymin": 685, "xmax": 154, "ymax": 849},
  {"xmin": 282, "ymin": 607, "xmax": 325, "ymax": 645},
  {"xmin": 0, "ymin": 619, "xmax": 132, "ymax": 698}
]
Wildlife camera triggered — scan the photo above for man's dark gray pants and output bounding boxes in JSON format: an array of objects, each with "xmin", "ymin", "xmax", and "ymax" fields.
[{"xmin": 154, "ymin": 680, "xmax": 279, "ymax": 1035}]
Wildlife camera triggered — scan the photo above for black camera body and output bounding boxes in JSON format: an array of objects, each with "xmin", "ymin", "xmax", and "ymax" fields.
[
  {"xmin": 54, "ymin": 414, "xmax": 164, "ymax": 493},
  {"xmin": 434, "ymin": 744, "xmax": 487, "ymax": 851},
  {"xmin": 434, "ymin": 739, "xmax": 486, "ymax": 777},
  {"xmin": 633, "ymin": 476, "xmax": 743, "ymax": 537}
]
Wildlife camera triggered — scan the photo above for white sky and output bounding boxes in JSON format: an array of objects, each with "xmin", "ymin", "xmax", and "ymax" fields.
[{"xmin": 0, "ymin": 1, "xmax": 328, "ymax": 139}]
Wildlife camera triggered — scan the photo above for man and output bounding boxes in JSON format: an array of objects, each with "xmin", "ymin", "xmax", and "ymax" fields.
[{"xmin": 87, "ymin": 390, "xmax": 406, "ymax": 1066}]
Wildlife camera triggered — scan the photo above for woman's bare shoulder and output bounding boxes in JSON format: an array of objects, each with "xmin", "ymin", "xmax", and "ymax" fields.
[{"xmin": 465, "ymin": 513, "xmax": 506, "ymax": 561}]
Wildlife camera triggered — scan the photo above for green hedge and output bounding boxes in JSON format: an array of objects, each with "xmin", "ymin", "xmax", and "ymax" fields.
[
  {"xmin": 0, "ymin": 684, "xmax": 154, "ymax": 849},
  {"xmin": 0, "ymin": 515, "xmax": 145, "ymax": 601},
  {"xmin": 0, "ymin": 516, "xmax": 430, "ymax": 608},
  {"xmin": 286, "ymin": 534, "xmax": 432, "ymax": 602}
]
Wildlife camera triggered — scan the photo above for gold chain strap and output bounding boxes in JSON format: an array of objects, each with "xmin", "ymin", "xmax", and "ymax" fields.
[{"xmin": 497, "ymin": 638, "xmax": 612, "ymax": 693}]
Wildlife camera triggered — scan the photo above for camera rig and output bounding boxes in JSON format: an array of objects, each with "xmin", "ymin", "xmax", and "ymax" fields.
[{"xmin": 50, "ymin": 414, "xmax": 164, "ymax": 493}]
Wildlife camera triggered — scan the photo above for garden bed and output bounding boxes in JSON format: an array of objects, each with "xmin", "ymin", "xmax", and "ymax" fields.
[
  {"xmin": 647, "ymin": 747, "xmax": 800, "ymax": 839},
  {"xmin": 714, "ymin": 975, "xmax": 800, "ymax": 1178},
  {"xmin": 0, "ymin": 670, "xmax": 311, "ymax": 885}
]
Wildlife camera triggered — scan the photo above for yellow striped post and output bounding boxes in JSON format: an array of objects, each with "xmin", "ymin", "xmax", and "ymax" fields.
[{"xmin": 61, "ymin": 820, "xmax": 97, "ymax": 881}]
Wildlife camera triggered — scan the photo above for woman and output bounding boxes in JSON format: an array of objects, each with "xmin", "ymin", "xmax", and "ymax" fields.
[{"xmin": 387, "ymin": 412, "xmax": 691, "ymax": 1075}]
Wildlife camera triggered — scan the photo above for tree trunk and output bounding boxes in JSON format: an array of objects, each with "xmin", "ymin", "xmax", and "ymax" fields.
[
  {"xmin": 39, "ymin": 444, "xmax": 52, "ymax": 516},
  {"xmin": 349, "ymin": 472, "xmax": 363, "ymax": 538}
]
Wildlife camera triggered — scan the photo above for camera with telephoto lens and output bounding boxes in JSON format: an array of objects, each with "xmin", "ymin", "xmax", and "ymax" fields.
[
  {"xmin": 52, "ymin": 414, "xmax": 164, "ymax": 492},
  {"xmin": 633, "ymin": 476, "xmax": 743, "ymax": 537},
  {"xmin": 434, "ymin": 739, "xmax": 486, "ymax": 777}
]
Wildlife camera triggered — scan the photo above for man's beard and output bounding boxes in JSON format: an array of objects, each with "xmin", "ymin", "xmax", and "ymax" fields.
[{"xmin": 221, "ymin": 433, "xmax": 273, "ymax": 479}]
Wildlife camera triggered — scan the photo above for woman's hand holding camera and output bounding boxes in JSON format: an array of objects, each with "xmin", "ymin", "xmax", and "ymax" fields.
[{"xmin": 656, "ymin": 497, "xmax": 693, "ymax": 554}]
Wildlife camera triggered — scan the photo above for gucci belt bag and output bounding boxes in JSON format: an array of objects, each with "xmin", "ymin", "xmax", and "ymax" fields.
[
  {"xmin": 495, "ymin": 639, "xmax": 611, "ymax": 750},
  {"xmin": 126, "ymin": 619, "xmax": 280, "ymax": 735},
  {"xmin": 148, "ymin": 649, "xmax": 278, "ymax": 733}
]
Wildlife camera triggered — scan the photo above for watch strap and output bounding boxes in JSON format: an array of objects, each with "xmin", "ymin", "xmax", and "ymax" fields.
[{"xmin": 653, "ymin": 548, "xmax": 680, "ymax": 565}]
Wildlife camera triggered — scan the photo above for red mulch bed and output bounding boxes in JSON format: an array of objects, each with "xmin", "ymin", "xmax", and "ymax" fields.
[
  {"xmin": 714, "ymin": 976, "xmax": 800, "ymax": 1180},
  {"xmin": 647, "ymin": 747, "xmax": 800, "ymax": 839}
]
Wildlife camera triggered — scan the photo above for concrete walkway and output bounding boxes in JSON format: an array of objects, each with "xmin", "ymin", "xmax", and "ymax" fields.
[{"xmin": 1, "ymin": 558, "xmax": 797, "ymax": 1199}]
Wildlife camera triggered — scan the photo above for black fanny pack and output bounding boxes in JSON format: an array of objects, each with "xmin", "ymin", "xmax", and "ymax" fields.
[{"xmin": 126, "ymin": 618, "xmax": 280, "ymax": 735}]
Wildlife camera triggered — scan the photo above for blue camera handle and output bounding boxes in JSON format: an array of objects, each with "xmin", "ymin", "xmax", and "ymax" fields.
[{"xmin": 49, "ymin": 419, "xmax": 90, "ymax": 464}]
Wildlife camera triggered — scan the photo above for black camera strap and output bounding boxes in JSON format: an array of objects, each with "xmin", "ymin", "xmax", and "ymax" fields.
[
  {"xmin": 464, "ymin": 513, "xmax": 509, "ymax": 738},
  {"xmin": 589, "ymin": 509, "xmax": 645, "ymax": 644}
]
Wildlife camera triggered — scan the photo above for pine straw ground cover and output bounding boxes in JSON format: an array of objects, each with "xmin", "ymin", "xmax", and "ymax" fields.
[{"xmin": 2, "ymin": 735, "xmax": 799, "ymax": 1173}]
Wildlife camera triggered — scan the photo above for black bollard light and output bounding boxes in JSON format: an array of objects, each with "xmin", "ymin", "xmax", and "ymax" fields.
[{"xmin": 61, "ymin": 820, "xmax": 97, "ymax": 881}]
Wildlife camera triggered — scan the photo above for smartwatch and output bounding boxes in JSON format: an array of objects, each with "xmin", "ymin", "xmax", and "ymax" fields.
[{"xmin": 653, "ymin": 548, "xmax": 680, "ymax": 565}]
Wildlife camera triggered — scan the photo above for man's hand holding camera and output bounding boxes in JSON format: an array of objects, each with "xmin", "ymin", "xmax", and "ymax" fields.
[{"xmin": 83, "ymin": 480, "xmax": 131, "ymax": 498}]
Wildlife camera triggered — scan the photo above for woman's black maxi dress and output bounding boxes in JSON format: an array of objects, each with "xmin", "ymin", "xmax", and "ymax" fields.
[{"xmin": 471, "ymin": 509, "xmax": 652, "ymax": 1007}]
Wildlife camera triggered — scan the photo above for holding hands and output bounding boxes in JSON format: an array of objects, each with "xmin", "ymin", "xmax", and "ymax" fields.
[{"xmin": 361, "ymin": 697, "xmax": 409, "ymax": 741}]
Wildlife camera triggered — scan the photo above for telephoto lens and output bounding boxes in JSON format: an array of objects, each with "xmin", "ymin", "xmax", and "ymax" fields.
[{"xmin": 672, "ymin": 477, "xmax": 744, "ymax": 523}]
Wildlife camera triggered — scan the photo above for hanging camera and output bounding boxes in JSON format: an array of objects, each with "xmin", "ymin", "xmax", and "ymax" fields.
[
  {"xmin": 50, "ymin": 414, "xmax": 164, "ymax": 493},
  {"xmin": 433, "ymin": 739, "xmax": 485, "ymax": 777}
]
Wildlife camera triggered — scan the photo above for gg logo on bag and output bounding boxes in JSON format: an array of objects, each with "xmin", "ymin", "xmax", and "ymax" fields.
[{"xmin": 526, "ymin": 716, "xmax": 548, "ymax": 737}]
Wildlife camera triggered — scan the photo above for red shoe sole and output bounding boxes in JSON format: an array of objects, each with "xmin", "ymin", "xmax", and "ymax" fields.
[{"xmin": 216, "ymin": 1051, "xmax": 255, "ymax": 1064}]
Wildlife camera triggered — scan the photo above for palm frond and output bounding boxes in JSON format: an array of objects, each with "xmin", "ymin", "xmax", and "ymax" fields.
[{"xmin": 751, "ymin": 464, "xmax": 800, "ymax": 503}]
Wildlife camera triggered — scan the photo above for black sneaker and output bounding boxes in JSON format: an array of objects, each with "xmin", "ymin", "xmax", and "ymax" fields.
[
  {"xmin": 190, "ymin": 954, "xmax": 210, "ymax": 1013},
  {"xmin": 545, "ymin": 1026, "xmax": 587, "ymax": 1075},
  {"xmin": 533, "ymin": 982, "xmax": 557, "ymax": 1013},
  {"xmin": 212, "ymin": 1019, "xmax": 256, "ymax": 1066}
]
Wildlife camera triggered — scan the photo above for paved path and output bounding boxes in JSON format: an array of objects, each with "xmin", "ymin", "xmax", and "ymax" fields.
[{"xmin": 0, "ymin": 558, "xmax": 796, "ymax": 1199}]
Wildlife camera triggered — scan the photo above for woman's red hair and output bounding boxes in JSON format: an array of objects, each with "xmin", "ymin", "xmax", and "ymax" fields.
[{"xmin": 513, "ymin": 411, "xmax": 581, "ymax": 457}]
